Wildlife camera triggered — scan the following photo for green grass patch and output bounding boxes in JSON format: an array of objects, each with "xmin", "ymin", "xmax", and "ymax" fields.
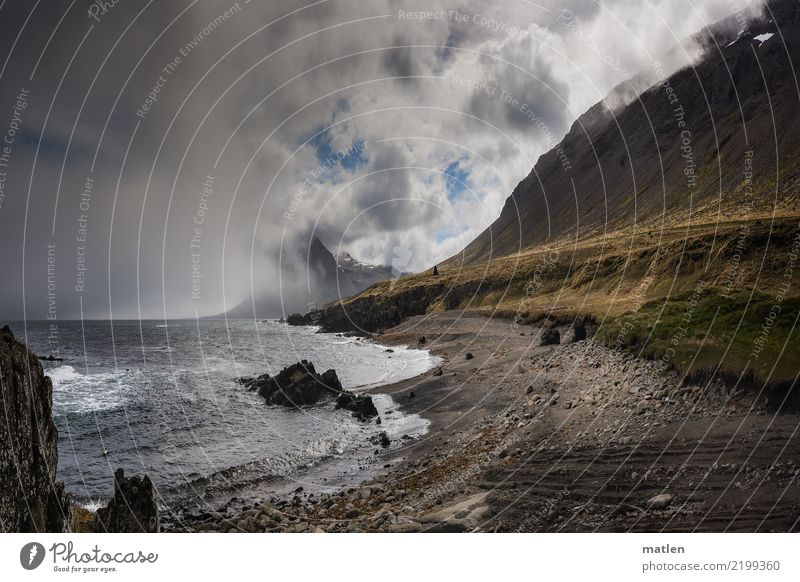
[{"xmin": 599, "ymin": 288, "xmax": 800, "ymax": 385}]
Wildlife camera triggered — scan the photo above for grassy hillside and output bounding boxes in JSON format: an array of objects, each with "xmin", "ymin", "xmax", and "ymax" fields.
[{"xmin": 315, "ymin": 215, "xmax": 800, "ymax": 386}]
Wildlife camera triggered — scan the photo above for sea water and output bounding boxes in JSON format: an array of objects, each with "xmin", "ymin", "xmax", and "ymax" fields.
[{"xmin": 10, "ymin": 319, "xmax": 438, "ymax": 510}]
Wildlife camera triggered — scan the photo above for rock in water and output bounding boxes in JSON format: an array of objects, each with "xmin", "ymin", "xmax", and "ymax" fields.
[
  {"xmin": 371, "ymin": 431, "xmax": 391, "ymax": 448},
  {"xmin": 240, "ymin": 360, "xmax": 344, "ymax": 407},
  {"xmin": 335, "ymin": 392, "xmax": 379, "ymax": 419},
  {"xmin": 242, "ymin": 360, "xmax": 379, "ymax": 421},
  {"xmin": 0, "ymin": 326, "xmax": 71, "ymax": 532},
  {"xmin": 95, "ymin": 469, "xmax": 160, "ymax": 532},
  {"xmin": 286, "ymin": 313, "xmax": 307, "ymax": 326},
  {"xmin": 540, "ymin": 328, "xmax": 560, "ymax": 346}
]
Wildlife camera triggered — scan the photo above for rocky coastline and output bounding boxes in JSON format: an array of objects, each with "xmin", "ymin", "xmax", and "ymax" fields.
[
  {"xmin": 164, "ymin": 311, "xmax": 800, "ymax": 533},
  {"xmin": 0, "ymin": 326, "xmax": 160, "ymax": 533},
  {"xmin": 4, "ymin": 312, "xmax": 798, "ymax": 533}
]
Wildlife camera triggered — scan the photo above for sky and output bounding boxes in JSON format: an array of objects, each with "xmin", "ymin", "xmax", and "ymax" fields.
[{"xmin": 0, "ymin": 0, "xmax": 766, "ymax": 320}]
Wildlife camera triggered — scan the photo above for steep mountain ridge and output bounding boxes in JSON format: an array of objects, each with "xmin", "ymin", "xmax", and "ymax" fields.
[{"xmin": 450, "ymin": 0, "xmax": 800, "ymax": 265}]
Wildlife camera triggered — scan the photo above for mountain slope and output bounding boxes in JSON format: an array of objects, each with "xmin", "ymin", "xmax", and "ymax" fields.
[{"xmin": 450, "ymin": 0, "xmax": 800, "ymax": 265}]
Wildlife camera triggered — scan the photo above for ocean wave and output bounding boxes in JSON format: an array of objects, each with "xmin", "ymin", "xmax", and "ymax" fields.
[
  {"xmin": 166, "ymin": 414, "xmax": 370, "ymax": 495},
  {"xmin": 161, "ymin": 394, "xmax": 429, "ymax": 503},
  {"xmin": 47, "ymin": 364, "xmax": 83, "ymax": 386},
  {"xmin": 78, "ymin": 498, "xmax": 108, "ymax": 512},
  {"xmin": 42, "ymin": 320, "xmax": 439, "ymax": 501},
  {"xmin": 49, "ymin": 365, "xmax": 129, "ymax": 415}
]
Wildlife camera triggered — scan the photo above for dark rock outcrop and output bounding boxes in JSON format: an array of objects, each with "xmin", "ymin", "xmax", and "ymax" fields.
[
  {"xmin": 540, "ymin": 328, "xmax": 560, "ymax": 346},
  {"xmin": 311, "ymin": 274, "xmax": 509, "ymax": 334},
  {"xmin": 286, "ymin": 313, "xmax": 306, "ymax": 326},
  {"xmin": 564, "ymin": 321, "xmax": 587, "ymax": 343},
  {"xmin": 372, "ymin": 431, "xmax": 390, "ymax": 448},
  {"xmin": 335, "ymin": 392, "xmax": 379, "ymax": 419},
  {"xmin": 0, "ymin": 326, "xmax": 71, "ymax": 533},
  {"xmin": 95, "ymin": 469, "xmax": 159, "ymax": 533},
  {"xmin": 240, "ymin": 361, "xmax": 344, "ymax": 407},
  {"xmin": 242, "ymin": 361, "xmax": 378, "ymax": 421},
  {"xmin": 46, "ymin": 482, "xmax": 72, "ymax": 533}
]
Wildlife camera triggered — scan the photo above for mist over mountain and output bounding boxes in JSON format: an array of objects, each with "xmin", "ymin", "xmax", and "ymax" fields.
[
  {"xmin": 451, "ymin": 0, "xmax": 799, "ymax": 265},
  {"xmin": 223, "ymin": 236, "xmax": 401, "ymax": 318}
]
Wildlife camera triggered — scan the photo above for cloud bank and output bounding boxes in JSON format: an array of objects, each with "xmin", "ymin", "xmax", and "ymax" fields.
[{"xmin": 0, "ymin": 0, "xmax": 765, "ymax": 319}]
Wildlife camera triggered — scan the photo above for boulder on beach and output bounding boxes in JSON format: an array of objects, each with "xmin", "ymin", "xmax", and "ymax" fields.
[
  {"xmin": 563, "ymin": 321, "xmax": 587, "ymax": 343},
  {"xmin": 540, "ymin": 328, "xmax": 560, "ymax": 346},
  {"xmin": 0, "ymin": 326, "xmax": 71, "ymax": 533},
  {"xmin": 645, "ymin": 493, "xmax": 673, "ymax": 511},
  {"xmin": 95, "ymin": 468, "xmax": 160, "ymax": 533},
  {"xmin": 240, "ymin": 360, "xmax": 344, "ymax": 407}
]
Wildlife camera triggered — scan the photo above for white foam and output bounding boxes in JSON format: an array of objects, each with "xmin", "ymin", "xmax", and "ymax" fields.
[
  {"xmin": 79, "ymin": 498, "xmax": 108, "ymax": 512},
  {"xmin": 47, "ymin": 365, "xmax": 82, "ymax": 386},
  {"xmin": 49, "ymin": 365, "xmax": 128, "ymax": 415}
]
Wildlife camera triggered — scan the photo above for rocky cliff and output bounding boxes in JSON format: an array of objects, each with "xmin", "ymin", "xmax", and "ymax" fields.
[
  {"xmin": 94, "ymin": 469, "xmax": 160, "ymax": 533},
  {"xmin": 0, "ymin": 326, "xmax": 70, "ymax": 532}
]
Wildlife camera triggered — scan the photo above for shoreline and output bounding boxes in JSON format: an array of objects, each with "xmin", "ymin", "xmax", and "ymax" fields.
[
  {"xmin": 166, "ymin": 310, "xmax": 800, "ymax": 532},
  {"xmin": 154, "ymin": 330, "xmax": 439, "ymax": 529}
]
